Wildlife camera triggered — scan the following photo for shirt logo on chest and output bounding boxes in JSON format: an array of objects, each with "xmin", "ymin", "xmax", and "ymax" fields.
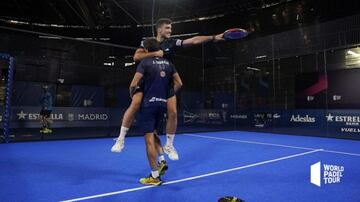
[{"xmin": 160, "ymin": 71, "xmax": 166, "ymax": 77}]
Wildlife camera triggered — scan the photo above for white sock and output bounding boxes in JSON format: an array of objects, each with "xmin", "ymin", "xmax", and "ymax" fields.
[
  {"xmin": 158, "ymin": 155, "xmax": 165, "ymax": 163},
  {"xmin": 151, "ymin": 170, "xmax": 159, "ymax": 178},
  {"xmin": 166, "ymin": 134, "xmax": 175, "ymax": 146},
  {"xmin": 118, "ymin": 126, "xmax": 129, "ymax": 140}
]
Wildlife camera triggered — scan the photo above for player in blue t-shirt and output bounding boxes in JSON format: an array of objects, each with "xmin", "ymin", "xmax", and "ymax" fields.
[
  {"xmin": 112, "ymin": 18, "xmax": 225, "ymax": 161},
  {"xmin": 40, "ymin": 85, "xmax": 53, "ymax": 134},
  {"xmin": 130, "ymin": 38, "xmax": 181, "ymax": 185}
]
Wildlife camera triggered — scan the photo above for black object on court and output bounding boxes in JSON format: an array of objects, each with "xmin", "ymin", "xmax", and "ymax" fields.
[{"xmin": 218, "ymin": 196, "xmax": 245, "ymax": 202}]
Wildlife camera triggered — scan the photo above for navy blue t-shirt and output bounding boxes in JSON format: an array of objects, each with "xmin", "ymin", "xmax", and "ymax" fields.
[
  {"xmin": 140, "ymin": 38, "xmax": 182, "ymax": 61},
  {"xmin": 136, "ymin": 57, "xmax": 177, "ymax": 108}
]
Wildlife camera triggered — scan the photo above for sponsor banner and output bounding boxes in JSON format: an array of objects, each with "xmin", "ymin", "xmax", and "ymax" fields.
[
  {"xmin": 3, "ymin": 106, "xmax": 360, "ymax": 138},
  {"xmin": 232, "ymin": 110, "xmax": 326, "ymax": 131},
  {"xmin": 10, "ymin": 107, "xmax": 113, "ymax": 128},
  {"xmin": 229, "ymin": 112, "xmax": 252, "ymax": 126},
  {"xmin": 285, "ymin": 110, "xmax": 325, "ymax": 128},
  {"xmin": 8, "ymin": 107, "xmax": 232, "ymax": 129},
  {"xmin": 229, "ymin": 114, "xmax": 249, "ymax": 120},
  {"xmin": 181, "ymin": 109, "xmax": 228, "ymax": 125},
  {"xmin": 326, "ymin": 110, "xmax": 360, "ymax": 137},
  {"xmin": 229, "ymin": 111, "xmax": 279, "ymax": 126},
  {"xmin": 231, "ymin": 110, "xmax": 322, "ymax": 129},
  {"xmin": 290, "ymin": 114, "xmax": 316, "ymax": 123},
  {"xmin": 263, "ymin": 109, "xmax": 360, "ymax": 138},
  {"xmin": 231, "ymin": 110, "xmax": 279, "ymax": 128},
  {"xmin": 252, "ymin": 111, "xmax": 276, "ymax": 128},
  {"xmin": 261, "ymin": 111, "xmax": 280, "ymax": 129}
]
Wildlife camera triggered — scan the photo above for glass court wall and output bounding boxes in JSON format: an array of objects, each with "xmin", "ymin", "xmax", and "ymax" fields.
[{"xmin": 1, "ymin": 14, "xmax": 360, "ymax": 141}]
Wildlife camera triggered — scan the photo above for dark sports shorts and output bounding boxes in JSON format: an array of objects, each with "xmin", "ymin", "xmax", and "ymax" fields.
[
  {"xmin": 40, "ymin": 109, "xmax": 52, "ymax": 117},
  {"xmin": 130, "ymin": 78, "xmax": 144, "ymax": 98},
  {"xmin": 139, "ymin": 106, "xmax": 166, "ymax": 134},
  {"xmin": 167, "ymin": 88, "xmax": 175, "ymax": 98}
]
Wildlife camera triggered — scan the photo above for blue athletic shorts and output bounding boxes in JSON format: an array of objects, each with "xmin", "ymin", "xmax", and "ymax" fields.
[{"xmin": 139, "ymin": 106, "xmax": 166, "ymax": 134}]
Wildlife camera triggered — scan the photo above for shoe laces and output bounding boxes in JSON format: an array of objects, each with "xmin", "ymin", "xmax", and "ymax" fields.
[
  {"xmin": 114, "ymin": 138, "xmax": 124, "ymax": 144},
  {"xmin": 168, "ymin": 146, "xmax": 177, "ymax": 153}
]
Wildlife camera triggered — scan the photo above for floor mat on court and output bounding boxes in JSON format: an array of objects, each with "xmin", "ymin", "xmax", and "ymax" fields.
[{"xmin": 1, "ymin": 131, "xmax": 359, "ymax": 202}]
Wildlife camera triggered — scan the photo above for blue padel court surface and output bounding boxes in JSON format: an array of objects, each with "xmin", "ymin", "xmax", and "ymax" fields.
[{"xmin": 1, "ymin": 131, "xmax": 360, "ymax": 202}]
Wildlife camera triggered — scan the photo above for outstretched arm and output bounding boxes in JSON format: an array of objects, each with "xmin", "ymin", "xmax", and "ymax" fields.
[
  {"xmin": 182, "ymin": 33, "xmax": 225, "ymax": 47},
  {"xmin": 133, "ymin": 48, "xmax": 164, "ymax": 62}
]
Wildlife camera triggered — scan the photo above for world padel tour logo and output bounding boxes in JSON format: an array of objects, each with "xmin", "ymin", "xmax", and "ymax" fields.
[{"xmin": 310, "ymin": 162, "xmax": 345, "ymax": 187}]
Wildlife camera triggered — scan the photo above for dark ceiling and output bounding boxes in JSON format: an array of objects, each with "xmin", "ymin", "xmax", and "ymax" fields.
[
  {"xmin": 0, "ymin": 0, "xmax": 359, "ymax": 47},
  {"xmin": 0, "ymin": 0, "xmax": 280, "ymax": 26}
]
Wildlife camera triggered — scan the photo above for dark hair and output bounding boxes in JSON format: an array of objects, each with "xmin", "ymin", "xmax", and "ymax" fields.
[
  {"xmin": 143, "ymin": 38, "xmax": 160, "ymax": 52},
  {"xmin": 155, "ymin": 18, "xmax": 172, "ymax": 30}
]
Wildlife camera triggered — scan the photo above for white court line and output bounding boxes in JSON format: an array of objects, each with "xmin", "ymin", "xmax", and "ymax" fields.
[
  {"xmin": 322, "ymin": 149, "xmax": 360, "ymax": 157},
  {"xmin": 183, "ymin": 134, "xmax": 320, "ymax": 151},
  {"xmin": 183, "ymin": 133, "xmax": 360, "ymax": 157},
  {"xmin": 60, "ymin": 149, "xmax": 322, "ymax": 202}
]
